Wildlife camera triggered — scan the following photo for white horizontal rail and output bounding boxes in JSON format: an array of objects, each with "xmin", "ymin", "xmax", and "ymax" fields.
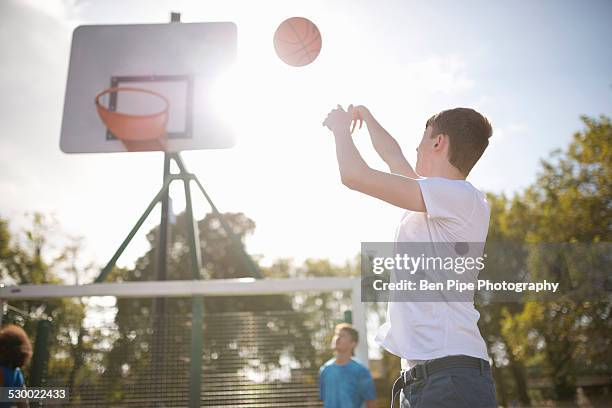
[{"xmin": 0, "ymin": 277, "xmax": 359, "ymax": 300}]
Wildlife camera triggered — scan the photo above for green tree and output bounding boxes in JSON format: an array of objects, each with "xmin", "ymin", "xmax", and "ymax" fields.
[
  {"xmin": 0, "ymin": 213, "xmax": 93, "ymax": 389},
  {"xmin": 498, "ymin": 115, "xmax": 611, "ymax": 401},
  {"xmin": 478, "ymin": 194, "xmax": 532, "ymax": 406},
  {"xmin": 101, "ymin": 211, "xmax": 323, "ymax": 404}
]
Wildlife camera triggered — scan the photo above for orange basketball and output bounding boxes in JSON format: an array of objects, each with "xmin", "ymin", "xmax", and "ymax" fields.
[{"xmin": 273, "ymin": 17, "xmax": 322, "ymax": 67}]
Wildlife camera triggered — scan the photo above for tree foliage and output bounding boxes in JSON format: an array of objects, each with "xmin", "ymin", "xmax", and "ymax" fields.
[
  {"xmin": 482, "ymin": 115, "xmax": 612, "ymax": 403},
  {"xmin": 0, "ymin": 213, "xmax": 92, "ymax": 389}
]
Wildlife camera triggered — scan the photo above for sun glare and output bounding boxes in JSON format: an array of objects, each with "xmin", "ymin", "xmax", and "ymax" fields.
[{"xmin": 209, "ymin": 64, "xmax": 240, "ymax": 134}]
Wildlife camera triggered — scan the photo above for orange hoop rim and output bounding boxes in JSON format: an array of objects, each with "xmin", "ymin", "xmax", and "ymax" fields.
[{"xmin": 94, "ymin": 87, "xmax": 170, "ymax": 120}]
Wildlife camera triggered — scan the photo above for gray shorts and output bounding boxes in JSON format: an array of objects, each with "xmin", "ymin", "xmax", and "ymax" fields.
[{"xmin": 401, "ymin": 366, "xmax": 497, "ymax": 408}]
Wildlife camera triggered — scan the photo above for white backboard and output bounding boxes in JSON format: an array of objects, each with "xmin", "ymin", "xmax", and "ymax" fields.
[{"xmin": 60, "ymin": 22, "xmax": 237, "ymax": 154}]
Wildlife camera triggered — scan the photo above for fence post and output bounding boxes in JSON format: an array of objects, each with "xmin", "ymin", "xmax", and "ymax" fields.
[
  {"xmin": 351, "ymin": 279, "xmax": 368, "ymax": 365},
  {"xmin": 30, "ymin": 320, "xmax": 52, "ymax": 387}
]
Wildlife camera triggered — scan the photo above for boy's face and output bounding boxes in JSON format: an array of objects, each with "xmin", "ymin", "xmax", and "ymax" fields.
[
  {"xmin": 331, "ymin": 329, "xmax": 356, "ymax": 354},
  {"xmin": 415, "ymin": 126, "xmax": 438, "ymax": 176}
]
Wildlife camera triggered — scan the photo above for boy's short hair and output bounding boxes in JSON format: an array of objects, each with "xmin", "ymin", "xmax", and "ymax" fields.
[
  {"xmin": 335, "ymin": 323, "xmax": 359, "ymax": 343},
  {"xmin": 335, "ymin": 323, "xmax": 359, "ymax": 356},
  {"xmin": 426, "ymin": 107, "xmax": 493, "ymax": 176},
  {"xmin": 0, "ymin": 324, "xmax": 33, "ymax": 368}
]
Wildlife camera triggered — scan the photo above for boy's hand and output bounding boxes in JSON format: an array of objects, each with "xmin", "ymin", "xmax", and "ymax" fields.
[
  {"xmin": 322, "ymin": 105, "xmax": 352, "ymax": 134},
  {"xmin": 349, "ymin": 105, "xmax": 371, "ymax": 134}
]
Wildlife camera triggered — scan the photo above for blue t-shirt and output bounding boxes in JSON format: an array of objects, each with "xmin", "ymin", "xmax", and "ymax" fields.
[
  {"xmin": 319, "ymin": 358, "xmax": 376, "ymax": 408},
  {"xmin": 1, "ymin": 366, "xmax": 25, "ymax": 408}
]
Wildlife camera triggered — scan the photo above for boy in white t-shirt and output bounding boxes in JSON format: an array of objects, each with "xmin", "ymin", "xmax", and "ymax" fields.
[{"xmin": 323, "ymin": 105, "xmax": 497, "ymax": 407}]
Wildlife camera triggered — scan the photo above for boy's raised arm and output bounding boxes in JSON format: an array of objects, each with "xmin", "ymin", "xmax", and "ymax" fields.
[
  {"xmin": 323, "ymin": 105, "xmax": 426, "ymax": 213},
  {"xmin": 353, "ymin": 105, "xmax": 418, "ymax": 178}
]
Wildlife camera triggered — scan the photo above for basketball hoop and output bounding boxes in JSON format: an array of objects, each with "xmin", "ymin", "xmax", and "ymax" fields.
[{"xmin": 95, "ymin": 87, "xmax": 169, "ymax": 152}]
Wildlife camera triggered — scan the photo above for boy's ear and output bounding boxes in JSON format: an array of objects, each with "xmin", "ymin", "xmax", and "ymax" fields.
[{"xmin": 434, "ymin": 134, "xmax": 446, "ymax": 149}]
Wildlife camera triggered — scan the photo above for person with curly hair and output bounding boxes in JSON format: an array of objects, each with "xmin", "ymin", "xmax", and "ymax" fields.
[{"xmin": 0, "ymin": 324, "xmax": 32, "ymax": 408}]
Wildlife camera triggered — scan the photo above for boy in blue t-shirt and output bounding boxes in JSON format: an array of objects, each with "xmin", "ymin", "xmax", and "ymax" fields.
[{"xmin": 319, "ymin": 323, "xmax": 376, "ymax": 408}]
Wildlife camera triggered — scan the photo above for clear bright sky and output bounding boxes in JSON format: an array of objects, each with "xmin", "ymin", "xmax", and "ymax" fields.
[{"xmin": 1, "ymin": 0, "xmax": 611, "ymax": 280}]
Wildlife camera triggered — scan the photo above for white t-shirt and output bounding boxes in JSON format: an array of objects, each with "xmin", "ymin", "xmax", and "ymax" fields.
[{"xmin": 374, "ymin": 177, "xmax": 491, "ymax": 368}]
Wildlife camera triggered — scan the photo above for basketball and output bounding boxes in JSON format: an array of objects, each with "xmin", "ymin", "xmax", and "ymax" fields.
[{"xmin": 273, "ymin": 17, "xmax": 322, "ymax": 67}]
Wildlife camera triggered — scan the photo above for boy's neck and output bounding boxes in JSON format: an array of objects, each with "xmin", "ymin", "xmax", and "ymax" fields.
[
  {"xmin": 427, "ymin": 161, "xmax": 466, "ymax": 180},
  {"xmin": 335, "ymin": 352, "xmax": 352, "ymax": 365}
]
